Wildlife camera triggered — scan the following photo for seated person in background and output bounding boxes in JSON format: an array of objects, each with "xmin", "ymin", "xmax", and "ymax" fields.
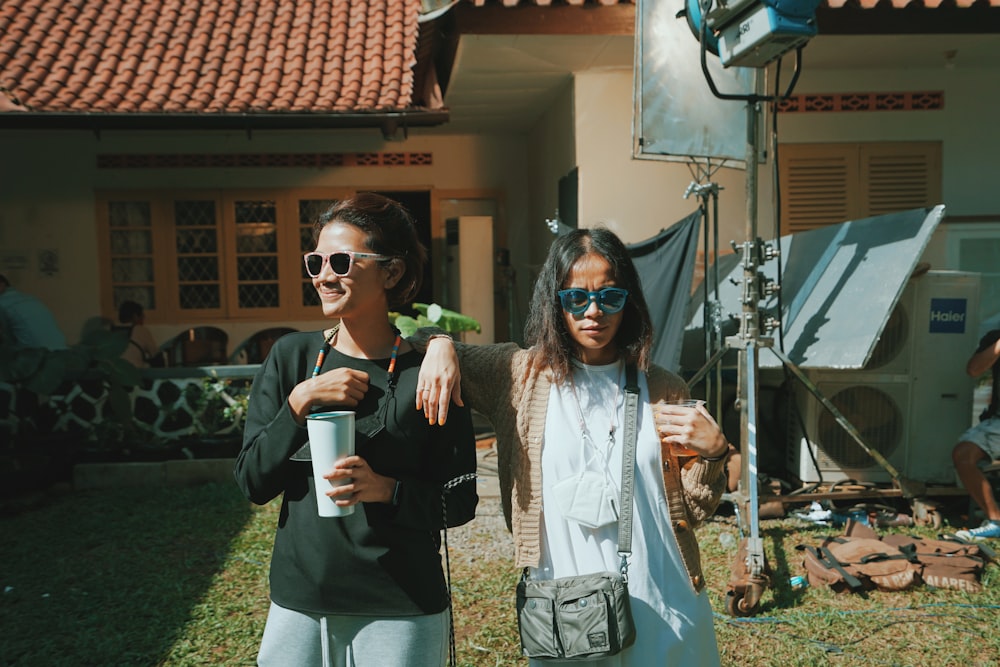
[
  {"xmin": 114, "ymin": 300, "xmax": 161, "ymax": 367},
  {"xmin": 0, "ymin": 274, "xmax": 67, "ymax": 349},
  {"xmin": 953, "ymin": 328, "xmax": 1000, "ymax": 542}
]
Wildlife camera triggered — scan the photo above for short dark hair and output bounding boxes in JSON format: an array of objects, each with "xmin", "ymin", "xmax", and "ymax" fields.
[
  {"xmin": 312, "ymin": 193, "xmax": 427, "ymax": 309},
  {"xmin": 525, "ymin": 227, "xmax": 654, "ymax": 382},
  {"xmin": 118, "ymin": 300, "xmax": 144, "ymax": 323}
]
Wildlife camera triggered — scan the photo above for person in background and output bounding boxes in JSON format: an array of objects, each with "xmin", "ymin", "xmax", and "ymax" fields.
[
  {"xmin": 0, "ymin": 274, "xmax": 67, "ymax": 349},
  {"xmin": 114, "ymin": 300, "xmax": 160, "ymax": 367},
  {"xmin": 234, "ymin": 193, "xmax": 478, "ymax": 667},
  {"xmin": 953, "ymin": 328, "xmax": 1000, "ymax": 541},
  {"xmin": 413, "ymin": 227, "xmax": 728, "ymax": 666}
]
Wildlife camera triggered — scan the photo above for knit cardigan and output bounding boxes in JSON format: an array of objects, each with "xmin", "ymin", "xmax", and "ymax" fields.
[{"xmin": 413, "ymin": 337, "xmax": 727, "ymax": 593}]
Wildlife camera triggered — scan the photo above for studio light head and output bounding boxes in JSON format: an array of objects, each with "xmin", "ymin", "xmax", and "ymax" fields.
[{"xmin": 686, "ymin": 0, "xmax": 821, "ymax": 68}]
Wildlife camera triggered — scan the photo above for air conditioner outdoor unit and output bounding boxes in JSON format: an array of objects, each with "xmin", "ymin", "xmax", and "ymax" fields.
[{"xmin": 788, "ymin": 270, "xmax": 981, "ymax": 484}]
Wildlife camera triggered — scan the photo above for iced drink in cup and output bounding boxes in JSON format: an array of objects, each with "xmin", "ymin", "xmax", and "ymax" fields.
[
  {"xmin": 305, "ymin": 411, "xmax": 356, "ymax": 517},
  {"xmin": 653, "ymin": 399, "xmax": 705, "ymax": 458}
]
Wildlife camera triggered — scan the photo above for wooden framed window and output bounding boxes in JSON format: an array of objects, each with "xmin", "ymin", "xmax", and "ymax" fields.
[
  {"xmin": 227, "ymin": 195, "xmax": 281, "ymax": 316},
  {"xmin": 174, "ymin": 197, "xmax": 223, "ymax": 315},
  {"xmin": 106, "ymin": 200, "xmax": 158, "ymax": 309},
  {"xmin": 295, "ymin": 195, "xmax": 343, "ymax": 309},
  {"xmin": 96, "ymin": 189, "xmax": 353, "ymax": 322},
  {"xmin": 778, "ymin": 142, "xmax": 942, "ymax": 233}
]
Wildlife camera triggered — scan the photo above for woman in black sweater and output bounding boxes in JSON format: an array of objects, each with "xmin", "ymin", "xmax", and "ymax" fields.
[{"xmin": 234, "ymin": 193, "xmax": 478, "ymax": 667}]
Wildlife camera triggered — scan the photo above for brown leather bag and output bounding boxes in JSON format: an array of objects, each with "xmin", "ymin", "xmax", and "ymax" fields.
[
  {"xmin": 799, "ymin": 520, "xmax": 994, "ymax": 594},
  {"xmin": 881, "ymin": 534, "xmax": 994, "ymax": 593},
  {"xmin": 800, "ymin": 536, "xmax": 920, "ymax": 593}
]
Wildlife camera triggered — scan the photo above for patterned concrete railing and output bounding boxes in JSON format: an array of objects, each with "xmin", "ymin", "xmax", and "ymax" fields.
[{"xmin": 1, "ymin": 365, "xmax": 260, "ymax": 445}]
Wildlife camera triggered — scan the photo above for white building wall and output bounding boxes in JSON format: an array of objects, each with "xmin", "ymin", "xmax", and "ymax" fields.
[
  {"xmin": 574, "ymin": 68, "xmax": 749, "ymax": 246},
  {"xmin": 524, "ymin": 79, "xmax": 577, "ymax": 289},
  {"xmin": 572, "ymin": 61, "xmax": 1000, "ymax": 273},
  {"xmin": 773, "ymin": 65, "xmax": 1000, "ymax": 220}
]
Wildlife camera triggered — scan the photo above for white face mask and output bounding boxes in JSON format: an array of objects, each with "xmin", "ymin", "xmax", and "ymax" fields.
[{"xmin": 552, "ymin": 470, "xmax": 619, "ymax": 529}]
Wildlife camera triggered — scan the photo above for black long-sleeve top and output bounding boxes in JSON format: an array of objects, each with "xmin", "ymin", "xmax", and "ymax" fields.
[
  {"xmin": 977, "ymin": 329, "xmax": 1000, "ymax": 421},
  {"xmin": 234, "ymin": 331, "xmax": 478, "ymax": 616}
]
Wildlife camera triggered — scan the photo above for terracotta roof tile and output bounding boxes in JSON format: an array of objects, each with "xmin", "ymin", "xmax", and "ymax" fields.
[
  {"xmin": 467, "ymin": 0, "xmax": 1000, "ymax": 7},
  {"xmin": 0, "ymin": 0, "xmax": 425, "ymax": 117}
]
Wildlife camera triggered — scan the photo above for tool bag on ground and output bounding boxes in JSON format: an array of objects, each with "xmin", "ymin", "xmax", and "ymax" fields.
[
  {"xmin": 797, "ymin": 520, "xmax": 995, "ymax": 594},
  {"xmin": 798, "ymin": 536, "xmax": 920, "ymax": 593},
  {"xmin": 880, "ymin": 533, "xmax": 995, "ymax": 593}
]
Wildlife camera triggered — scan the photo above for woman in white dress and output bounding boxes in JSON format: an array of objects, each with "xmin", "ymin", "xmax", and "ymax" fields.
[{"xmin": 413, "ymin": 227, "xmax": 730, "ymax": 665}]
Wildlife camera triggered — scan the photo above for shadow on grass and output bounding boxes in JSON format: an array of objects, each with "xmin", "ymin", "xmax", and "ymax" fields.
[
  {"xmin": 0, "ymin": 481, "xmax": 252, "ymax": 666},
  {"xmin": 760, "ymin": 523, "xmax": 816, "ymax": 611}
]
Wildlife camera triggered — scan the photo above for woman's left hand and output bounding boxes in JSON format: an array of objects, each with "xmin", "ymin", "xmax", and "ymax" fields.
[
  {"xmin": 657, "ymin": 403, "xmax": 729, "ymax": 459},
  {"xmin": 323, "ymin": 455, "xmax": 395, "ymax": 506},
  {"xmin": 415, "ymin": 337, "xmax": 463, "ymax": 425}
]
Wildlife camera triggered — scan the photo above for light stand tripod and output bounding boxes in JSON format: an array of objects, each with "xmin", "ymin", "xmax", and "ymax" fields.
[
  {"xmin": 687, "ymin": 47, "xmax": 928, "ymax": 617},
  {"xmin": 677, "ymin": 17, "xmax": 797, "ymax": 608},
  {"xmin": 685, "ymin": 174, "xmax": 725, "ymax": 423}
]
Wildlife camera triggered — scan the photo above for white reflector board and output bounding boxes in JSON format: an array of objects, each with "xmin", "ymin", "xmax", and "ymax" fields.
[{"xmin": 633, "ymin": 0, "xmax": 757, "ymax": 165}]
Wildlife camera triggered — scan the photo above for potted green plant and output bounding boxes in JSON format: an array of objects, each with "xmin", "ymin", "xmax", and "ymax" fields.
[
  {"xmin": 389, "ymin": 302, "xmax": 482, "ymax": 338},
  {"xmin": 173, "ymin": 375, "xmax": 250, "ymax": 459}
]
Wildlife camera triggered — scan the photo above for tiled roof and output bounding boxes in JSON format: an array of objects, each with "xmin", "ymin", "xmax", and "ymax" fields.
[
  {"xmin": 0, "ymin": 0, "xmax": 444, "ymax": 127},
  {"xmin": 3, "ymin": 0, "xmax": 996, "ymax": 124},
  {"xmin": 463, "ymin": 0, "xmax": 1000, "ymax": 6}
]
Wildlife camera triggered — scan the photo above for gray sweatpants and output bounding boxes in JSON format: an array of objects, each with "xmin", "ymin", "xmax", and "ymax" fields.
[{"xmin": 257, "ymin": 601, "xmax": 450, "ymax": 667}]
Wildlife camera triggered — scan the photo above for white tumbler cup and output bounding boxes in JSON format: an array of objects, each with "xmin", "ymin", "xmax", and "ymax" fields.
[{"xmin": 305, "ymin": 411, "xmax": 356, "ymax": 517}]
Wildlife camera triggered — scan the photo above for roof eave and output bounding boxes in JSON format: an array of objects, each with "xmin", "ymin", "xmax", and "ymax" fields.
[{"xmin": 0, "ymin": 110, "xmax": 450, "ymax": 138}]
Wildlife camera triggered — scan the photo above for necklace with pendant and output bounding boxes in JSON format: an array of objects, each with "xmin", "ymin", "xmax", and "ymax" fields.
[{"xmin": 567, "ymin": 360, "xmax": 624, "ymax": 453}]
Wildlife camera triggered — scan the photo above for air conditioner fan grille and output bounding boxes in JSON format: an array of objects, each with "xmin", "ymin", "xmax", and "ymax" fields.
[
  {"xmin": 866, "ymin": 302, "xmax": 908, "ymax": 370},
  {"xmin": 817, "ymin": 386, "xmax": 903, "ymax": 468}
]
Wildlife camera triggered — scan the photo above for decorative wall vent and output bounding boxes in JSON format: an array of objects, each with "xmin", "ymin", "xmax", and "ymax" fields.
[
  {"xmin": 97, "ymin": 152, "xmax": 433, "ymax": 169},
  {"xmin": 777, "ymin": 91, "xmax": 943, "ymax": 113}
]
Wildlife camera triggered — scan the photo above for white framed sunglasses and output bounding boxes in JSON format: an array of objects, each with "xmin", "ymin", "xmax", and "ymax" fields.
[
  {"xmin": 303, "ymin": 250, "xmax": 389, "ymax": 278},
  {"xmin": 557, "ymin": 287, "xmax": 629, "ymax": 315}
]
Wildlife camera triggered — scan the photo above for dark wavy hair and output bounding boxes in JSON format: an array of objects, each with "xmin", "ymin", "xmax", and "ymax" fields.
[
  {"xmin": 312, "ymin": 192, "xmax": 427, "ymax": 309},
  {"xmin": 525, "ymin": 227, "xmax": 654, "ymax": 382}
]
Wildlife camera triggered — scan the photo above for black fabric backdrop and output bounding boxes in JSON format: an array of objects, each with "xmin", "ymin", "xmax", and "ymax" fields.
[{"xmin": 626, "ymin": 210, "xmax": 701, "ymax": 372}]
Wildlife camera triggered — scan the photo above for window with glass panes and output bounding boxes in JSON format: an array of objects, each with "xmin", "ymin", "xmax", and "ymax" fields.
[
  {"xmin": 98, "ymin": 191, "xmax": 350, "ymax": 321},
  {"xmin": 232, "ymin": 199, "xmax": 279, "ymax": 310},
  {"xmin": 97, "ymin": 189, "xmax": 436, "ymax": 322},
  {"xmin": 108, "ymin": 201, "xmax": 157, "ymax": 310},
  {"xmin": 297, "ymin": 198, "xmax": 339, "ymax": 308},
  {"xmin": 174, "ymin": 199, "xmax": 222, "ymax": 310}
]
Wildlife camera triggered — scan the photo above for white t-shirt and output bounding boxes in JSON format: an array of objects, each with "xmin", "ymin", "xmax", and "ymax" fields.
[{"xmin": 534, "ymin": 359, "xmax": 720, "ymax": 667}]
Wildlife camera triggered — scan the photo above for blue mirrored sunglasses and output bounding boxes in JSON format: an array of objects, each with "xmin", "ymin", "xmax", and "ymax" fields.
[{"xmin": 557, "ymin": 287, "xmax": 629, "ymax": 315}]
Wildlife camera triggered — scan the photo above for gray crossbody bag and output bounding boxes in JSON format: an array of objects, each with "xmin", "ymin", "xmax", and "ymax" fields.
[{"xmin": 514, "ymin": 364, "xmax": 639, "ymax": 661}]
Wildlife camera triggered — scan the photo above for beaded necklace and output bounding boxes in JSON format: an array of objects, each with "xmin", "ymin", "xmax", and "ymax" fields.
[
  {"xmin": 311, "ymin": 325, "xmax": 340, "ymax": 378},
  {"xmin": 297, "ymin": 324, "xmax": 402, "ymax": 453},
  {"xmin": 310, "ymin": 323, "xmax": 402, "ymax": 388}
]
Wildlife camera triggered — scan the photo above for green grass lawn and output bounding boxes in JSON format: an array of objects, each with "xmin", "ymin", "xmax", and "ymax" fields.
[{"xmin": 2, "ymin": 482, "xmax": 999, "ymax": 666}]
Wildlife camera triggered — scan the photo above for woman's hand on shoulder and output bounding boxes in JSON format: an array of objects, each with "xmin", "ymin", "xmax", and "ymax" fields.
[
  {"xmin": 288, "ymin": 368, "xmax": 370, "ymax": 422},
  {"xmin": 416, "ymin": 337, "xmax": 464, "ymax": 425}
]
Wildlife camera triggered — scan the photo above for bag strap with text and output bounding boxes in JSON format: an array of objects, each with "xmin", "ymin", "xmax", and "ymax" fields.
[{"xmin": 617, "ymin": 364, "xmax": 640, "ymax": 577}]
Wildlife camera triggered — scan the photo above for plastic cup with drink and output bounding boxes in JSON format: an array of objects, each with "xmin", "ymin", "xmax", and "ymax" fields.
[{"xmin": 653, "ymin": 399, "xmax": 705, "ymax": 457}]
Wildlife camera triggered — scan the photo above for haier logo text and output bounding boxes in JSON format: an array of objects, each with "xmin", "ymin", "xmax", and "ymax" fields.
[{"xmin": 929, "ymin": 298, "xmax": 967, "ymax": 334}]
